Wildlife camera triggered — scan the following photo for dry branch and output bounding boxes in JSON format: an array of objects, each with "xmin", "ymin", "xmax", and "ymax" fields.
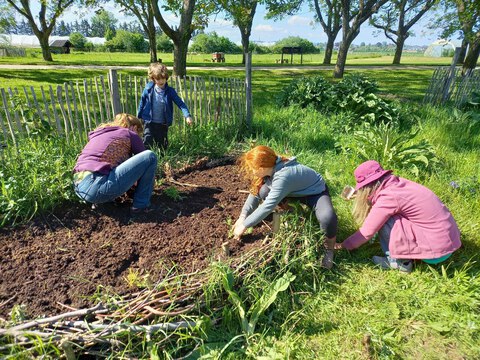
[{"xmin": 0, "ymin": 303, "xmax": 107, "ymax": 335}]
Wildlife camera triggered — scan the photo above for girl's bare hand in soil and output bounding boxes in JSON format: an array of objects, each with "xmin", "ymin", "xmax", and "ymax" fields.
[
  {"xmin": 233, "ymin": 216, "xmax": 247, "ymax": 239},
  {"xmin": 233, "ymin": 225, "xmax": 246, "ymax": 239},
  {"xmin": 334, "ymin": 242, "xmax": 344, "ymax": 250}
]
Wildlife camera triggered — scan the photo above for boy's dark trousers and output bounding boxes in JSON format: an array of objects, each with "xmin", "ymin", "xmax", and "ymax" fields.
[{"xmin": 143, "ymin": 122, "xmax": 169, "ymax": 150}]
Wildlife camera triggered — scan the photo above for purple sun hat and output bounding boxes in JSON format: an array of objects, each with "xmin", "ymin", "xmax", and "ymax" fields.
[{"xmin": 354, "ymin": 160, "xmax": 393, "ymax": 190}]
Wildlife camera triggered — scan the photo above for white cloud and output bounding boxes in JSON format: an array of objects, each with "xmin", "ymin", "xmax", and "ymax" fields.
[
  {"xmin": 255, "ymin": 24, "xmax": 275, "ymax": 32},
  {"xmin": 287, "ymin": 16, "xmax": 312, "ymax": 26},
  {"xmin": 210, "ymin": 18, "xmax": 234, "ymax": 27}
]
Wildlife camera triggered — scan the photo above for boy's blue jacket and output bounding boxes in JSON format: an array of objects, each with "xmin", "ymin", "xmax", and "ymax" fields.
[{"xmin": 137, "ymin": 81, "xmax": 191, "ymax": 126}]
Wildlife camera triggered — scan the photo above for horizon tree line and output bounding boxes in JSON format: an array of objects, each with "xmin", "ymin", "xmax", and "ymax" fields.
[{"xmin": 0, "ymin": 0, "xmax": 478, "ymax": 77}]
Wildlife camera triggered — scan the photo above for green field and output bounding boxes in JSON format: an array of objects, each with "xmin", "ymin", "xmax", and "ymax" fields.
[
  {"xmin": 0, "ymin": 49, "xmax": 453, "ymax": 67},
  {"xmin": 0, "ymin": 64, "xmax": 479, "ymax": 359}
]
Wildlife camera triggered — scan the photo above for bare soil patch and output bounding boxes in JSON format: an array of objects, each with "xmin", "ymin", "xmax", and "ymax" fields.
[{"xmin": 0, "ymin": 160, "xmax": 269, "ymax": 319}]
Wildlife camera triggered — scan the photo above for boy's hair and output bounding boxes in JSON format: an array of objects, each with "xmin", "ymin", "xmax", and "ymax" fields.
[{"xmin": 148, "ymin": 62, "xmax": 169, "ymax": 81}]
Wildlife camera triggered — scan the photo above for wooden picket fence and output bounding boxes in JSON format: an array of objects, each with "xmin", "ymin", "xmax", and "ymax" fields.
[
  {"xmin": 423, "ymin": 67, "xmax": 480, "ymax": 107},
  {"xmin": 0, "ymin": 70, "xmax": 246, "ymax": 147}
]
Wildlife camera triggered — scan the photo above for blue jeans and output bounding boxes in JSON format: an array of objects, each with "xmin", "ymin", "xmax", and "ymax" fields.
[{"xmin": 74, "ymin": 150, "xmax": 157, "ymax": 209}]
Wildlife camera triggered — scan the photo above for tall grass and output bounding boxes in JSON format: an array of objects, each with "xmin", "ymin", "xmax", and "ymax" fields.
[
  {"xmin": 0, "ymin": 136, "xmax": 80, "ymax": 226},
  {"xmin": 205, "ymin": 95, "xmax": 479, "ymax": 359}
]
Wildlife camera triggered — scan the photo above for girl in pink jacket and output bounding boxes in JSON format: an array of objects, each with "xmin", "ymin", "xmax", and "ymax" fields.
[{"xmin": 336, "ymin": 160, "xmax": 461, "ymax": 273}]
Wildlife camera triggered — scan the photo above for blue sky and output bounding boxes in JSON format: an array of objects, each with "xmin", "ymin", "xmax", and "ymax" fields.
[{"xmin": 61, "ymin": 2, "xmax": 443, "ymax": 46}]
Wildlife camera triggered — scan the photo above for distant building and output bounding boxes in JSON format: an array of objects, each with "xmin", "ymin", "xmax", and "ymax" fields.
[
  {"xmin": 424, "ymin": 39, "xmax": 462, "ymax": 57},
  {"xmin": 49, "ymin": 39, "xmax": 72, "ymax": 54},
  {"xmin": 0, "ymin": 34, "xmax": 106, "ymax": 48}
]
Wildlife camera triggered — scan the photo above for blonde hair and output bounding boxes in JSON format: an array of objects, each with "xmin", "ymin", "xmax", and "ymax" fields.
[
  {"xmin": 352, "ymin": 180, "xmax": 382, "ymax": 225},
  {"xmin": 238, "ymin": 145, "xmax": 288, "ymax": 195},
  {"xmin": 97, "ymin": 113, "xmax": 143, "ymax": 136},
  {"xmin": 148, "ymin": 62, "xmax": 169, "ymax": 81}
]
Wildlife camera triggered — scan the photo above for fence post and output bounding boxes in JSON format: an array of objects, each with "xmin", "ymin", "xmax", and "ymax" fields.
[
  {"xmin": 245, "ymin": 52, "xmax": 252, "ymax": 129},
  {"xmin": 441, "ymin": 47, "xmax": 462, "ymax": 103},
  {"xmin": 109, "ymin": 69, "xmax": 122, "ymax": 116}
]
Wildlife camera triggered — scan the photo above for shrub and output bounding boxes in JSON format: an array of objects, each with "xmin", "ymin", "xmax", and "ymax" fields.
[
  {"xmin": 105, "ymin": 30, "xmax": 148, "ymax": 53},
  {"xmin": 277, "ymin": 75, "xmax": 335, "ymax": 110},
  {"xmin": 340, "ymin": 122, "xmax": 437, "ymax": 176},
  {"xmin": 272, "ymin": 36, "xmax": 317, "ymax": 54},
  {"xmin": 156, "ymin": 33, "xmax": 174, "ymax": 53},
  {"xmin": 69, "ymin": 32, "xmax": 87, "ymax": 50},
  {"xmin": 278, "ymin": 74, "xmax": 403, "ymax": 127},
  {"xmin": 189, "ymin": 32, "xmax": 241, "ymax": 54}
]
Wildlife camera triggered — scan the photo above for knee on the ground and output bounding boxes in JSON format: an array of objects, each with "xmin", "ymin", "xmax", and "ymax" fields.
[{"xmin": 316, "ymin": 210, "xmax": 338, "ymax": 237}]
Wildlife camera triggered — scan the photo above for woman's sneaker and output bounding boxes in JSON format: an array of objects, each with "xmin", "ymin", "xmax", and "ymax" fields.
[{"xmin": 372, "ymin": 256, "xmax": 413, "ymax": 273}]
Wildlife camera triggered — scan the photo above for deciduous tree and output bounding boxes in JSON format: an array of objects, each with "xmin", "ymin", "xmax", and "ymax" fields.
[
  {"xmin": 2, "ymin": 0, "xmax": 95, "ymax": 61},
  {"xmin": 334, "ymin": 0, "xmax": 389, "ymax": 78},
  {"xmin": 430, "ymin": 0, "xmax": 479, "ymax": 70},
  {"xmin": 90, "ymin": 9, "xmax": 117, "ymax": 37},
  {"xmin": 453, "ymin": 0, "xmax": 480, "ymax": 72},
  {"xmin": 312, "ymin": 0, "xmax": 344, "ymax": 64},
  {"xmin": 113, "ymin": 0, "xmax": 159, "ymax": 63},
  {"xmin": 151, "ymin": 0, "xmax": 214, "ymax": 76},
  {"xmin": 370, "ymin": 0, "xmax": 437, "ymax": 64},
  {"xmin": 213, "ymin": 0, "xmax": 259, "ymax": 64}
]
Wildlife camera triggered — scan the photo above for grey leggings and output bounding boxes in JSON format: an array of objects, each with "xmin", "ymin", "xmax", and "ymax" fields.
[{"xmin": 259, "ymin": 184, "xmax": 338, "ymax": 238}]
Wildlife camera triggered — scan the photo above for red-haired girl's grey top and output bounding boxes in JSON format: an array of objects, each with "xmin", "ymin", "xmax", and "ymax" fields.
[
  {"xmin": 74, "ymin": 126, "xmax": 145, "ymax": 174},
  {"xmin": 241, "ymin": 157, "xmax": 326, "ymax": 228},
  {"xmin": 342, "ymin": 175, "xmax": 461, "ymax": 259}
]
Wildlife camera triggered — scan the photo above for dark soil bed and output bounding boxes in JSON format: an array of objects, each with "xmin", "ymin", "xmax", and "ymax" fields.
[{"xmin": 0, "ymin": 160, "xmax": 270, "ymax": 319}]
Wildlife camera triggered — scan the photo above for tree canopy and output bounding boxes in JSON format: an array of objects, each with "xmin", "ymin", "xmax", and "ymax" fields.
[
  {"xmin": 272, "ymin": 36, "xmax": 318, "ymax": 53},
  {"xmin": 190, "ymin": 32, "xmax": 241, "ymax": 53}
]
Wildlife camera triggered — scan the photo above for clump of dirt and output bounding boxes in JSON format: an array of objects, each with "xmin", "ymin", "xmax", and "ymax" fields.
[{"xmin": 0, "ymin": 160, "xmax": 270, "ymax": 319}]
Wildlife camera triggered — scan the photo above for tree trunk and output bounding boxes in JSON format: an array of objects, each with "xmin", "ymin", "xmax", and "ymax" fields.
[
  {"xmin": 148, "ymin": 31, "xmax": 158, "ymax": 63},
  {"xmin": 173, "ymin": 40, "xmax": 188, "ymax": 77},
  {"xmin": 241, "ymin": 32, "xmax": 250, "ymax": 65},
  {"xmin": 392, "ymin": 35, "xmax": 406, "ymax": 65},
  {"xmin": 334, "ymin": 38, "xmax": 352, "ymax": 78},
  {"xmin": 462, "ymin": 38, "xmax": 480, "ymax": 74},
  {"xmin": 38, "ymin": 34, "xmax": 53, "ymax": 62},
  {"xmin": 323, "ymin": 36, "xmax": 335, "ymax": 65}
]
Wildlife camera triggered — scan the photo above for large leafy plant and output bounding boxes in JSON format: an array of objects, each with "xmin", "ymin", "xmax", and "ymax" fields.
[
  {"xmin": 277, "ymin": 75, "xmax": 335, "ymax": 110},
  {"xmin": 220, "ymin": 265, "xmax": 295, "ymax": 338},
  {"xmin": 346, "ymin": 122, "xmax": 437, "ymax": 176},
  {"xmin": 278, "ymin": 74, "xmax": 402, "ymax": 127}
]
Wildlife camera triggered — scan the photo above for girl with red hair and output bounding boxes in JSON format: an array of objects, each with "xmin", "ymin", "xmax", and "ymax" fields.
[{"xmin": 233, "ymin": 145, "xmax": 338, "ymax": 268}]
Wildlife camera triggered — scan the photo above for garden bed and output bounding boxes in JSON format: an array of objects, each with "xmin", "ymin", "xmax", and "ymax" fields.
[{"xmin": 0, "ymin": 158, "xmax": 270, "ymax": 319}]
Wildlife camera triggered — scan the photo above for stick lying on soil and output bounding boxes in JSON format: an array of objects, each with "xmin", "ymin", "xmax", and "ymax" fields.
[
  {"xmin": 164, "ymin": 161, "xmax": 223, "ymax": 190},
  {"xmin": 0, "ymin": 302, "xmax": 108, "ymax": 336}
]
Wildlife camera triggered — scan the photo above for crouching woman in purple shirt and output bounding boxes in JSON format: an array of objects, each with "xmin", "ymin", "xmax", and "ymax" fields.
[
  {"xmin": 336, "ymin": 160, "xmax": 461, "ymax": 273},
  {"xmin": 73, "ymin": 113, "xmax": 158, "ymax": 214}
]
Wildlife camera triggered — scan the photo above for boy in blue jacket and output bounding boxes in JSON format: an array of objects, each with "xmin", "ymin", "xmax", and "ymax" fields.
[{"xmin": 137, "ymin": 63, "xmax": 193, "ymax": 150}]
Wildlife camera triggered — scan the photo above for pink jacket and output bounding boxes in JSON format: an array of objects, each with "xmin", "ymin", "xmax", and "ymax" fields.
[{"xmin": 342, "ymin": 175, "xmax": 461, "ymax": 259}]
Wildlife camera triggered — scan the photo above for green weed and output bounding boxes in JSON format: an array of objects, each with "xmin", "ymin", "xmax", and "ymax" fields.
[
  {"xmin": 163, "ymin": 186, "xmax": 184, "ymax": 202},
  {"xmin": 221, "ymin": 265, "xmax": 295, "ymax": 338}
]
